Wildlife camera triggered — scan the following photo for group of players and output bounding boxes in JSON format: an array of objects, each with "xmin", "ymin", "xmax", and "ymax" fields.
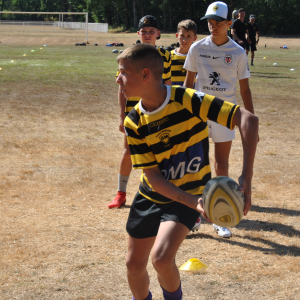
[
  {"xmin": 108, "ymin": 2, "xmax": 259, "ymax": 299},
  {"xmin": 230, "ymin": 8, "xmax": 260, "ymax": 66}
]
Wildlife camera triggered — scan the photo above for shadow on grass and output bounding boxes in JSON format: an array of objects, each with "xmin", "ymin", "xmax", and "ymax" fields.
[
  {"xmin": 250, "ymin": 72, "xmax": 292, "ymax": 79},
  {"xmin": 188, "ymin": 219, "xmax": 300, "ymax": 256},
  {"xmin": 187, "ymin": 232, "xmax": 300, "ymax": 256},
  {"xmin": 251, "ymin": 204, "xmax": 300, "ymax": 216}
]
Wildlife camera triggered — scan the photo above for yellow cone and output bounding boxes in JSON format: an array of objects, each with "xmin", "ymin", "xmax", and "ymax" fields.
[
  {"xmin": 179, "ymin": 258, "xmax": 208, "ymax": 271},
  {"xmin": 263, "ymin": 57, "xmax": 267, "ymax": 59},
  {"xmin": 23, "ymin": 54, "xmax": 27, "ymax": 56}
]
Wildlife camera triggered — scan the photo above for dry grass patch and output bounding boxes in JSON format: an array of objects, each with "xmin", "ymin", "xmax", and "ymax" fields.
[{"xmin": 1, "ymin": 32, "xmax": 300, "ymax": 299}]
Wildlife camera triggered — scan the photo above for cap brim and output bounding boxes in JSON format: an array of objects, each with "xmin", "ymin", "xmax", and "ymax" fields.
[{"xmin": 201, "ymin": 15, "xmax": 226, "ymax": 22}]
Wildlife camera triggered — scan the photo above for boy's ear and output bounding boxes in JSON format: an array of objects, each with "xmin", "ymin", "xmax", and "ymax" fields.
[
  {"xmin": 175, "ymin": 32, "xmax": 179, "ymax": 38},
  {"xmin": 227, "ymin": 21, "xmax": 233, "ymax": 29},
  {"xmin": 142, "ymin": 68, "xmax": 151, "ymax": 81},
  {"xmin": 193, "ymin": 35, "xmax": 197, "ymax": 41}
]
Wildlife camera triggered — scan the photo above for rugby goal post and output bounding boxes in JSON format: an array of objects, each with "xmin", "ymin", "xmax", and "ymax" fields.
[{"xmin": 0, "ymin": 11, "xmax": 89, "ymax": 43}]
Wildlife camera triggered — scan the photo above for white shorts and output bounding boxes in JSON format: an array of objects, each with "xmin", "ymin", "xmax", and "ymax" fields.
[{"xmin": 207, "ymin": 120, "xmax": 235, "ymax": 143}]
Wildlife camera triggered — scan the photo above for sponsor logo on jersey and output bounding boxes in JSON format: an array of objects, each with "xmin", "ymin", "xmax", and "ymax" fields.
[
  {"xmin": 199, "ymin": 54, "xmax": 211, "ymax": 58},
  {"xmin": 160, "ymin": 142, "xmax": 204, "ymax": 181},
  {"xmin": 157, "ymin": 129, "xmax": 171, "ymax": 145},
  {"xmin": 224, "ymin": 54, "xmax": 232, "ymax": 65},
  {"xmin": 150, "ymin": 117, "xmax": 169, "ymax": 128},
  {"xmin": 213, "ymin": 56, "xmax": 220, "ymax": 59},
  {"xmin": 202, "ymin": 72, "xmax": 227, "ymax": 91},
  {"xmin": 209, "ymin": 72, "xmax": 221, "ymax": 85}
]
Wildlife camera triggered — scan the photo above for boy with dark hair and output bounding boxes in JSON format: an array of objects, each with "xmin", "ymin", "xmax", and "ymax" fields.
[
  {"xmin": 108, "ymin": 15, "xmax": 172, "ymax": 209},
  {"xmin": 117, "ymin": 43, "xmax": 258, "ymax": 300},
  {"xmin": 184, "ymin": 1, "xmax": 256, "ymax": 238},
  {"xmin": 170, "ymin": 19, "xmax": 197, "ymax": 86},
  {"xmin": 231, "ymin": 8, "xmax": 250, "ymax": 50}
]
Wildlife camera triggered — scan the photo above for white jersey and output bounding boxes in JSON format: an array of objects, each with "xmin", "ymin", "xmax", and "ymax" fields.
[{"xmin": 184, "ymin": 36, "xmax": 250, "ymax": 104}]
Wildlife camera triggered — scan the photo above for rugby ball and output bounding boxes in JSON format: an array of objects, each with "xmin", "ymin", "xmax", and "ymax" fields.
[{"xmin": 203, "ymin": 176, "xmax": 245, "ymax": 227}]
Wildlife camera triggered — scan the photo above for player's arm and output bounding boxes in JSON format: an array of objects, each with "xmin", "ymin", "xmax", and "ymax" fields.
[
  {"xmin": 143, "ymin": 167, "xmax": 209, "ymax": 220},
  {"xmin": 239, "ymin": 78, "xmax": 254, "ymax": 114},
  {"xmin": 231, "ymin": 107, "xmax": 259, "ymax": 215},
  {"xmin": 256, "ymin": 31, "xmax": 259, "ymax": 44},
  {"xmin": 183, "ymin": 71, "xmax": 196, "ymax": 89},
  {"xmin": 231, "ymin": 28, "xmax": 243, "ymax": 44},
  {"xmin": 118, "ymin": 85, "xmax": 127, "ymax": 133}
]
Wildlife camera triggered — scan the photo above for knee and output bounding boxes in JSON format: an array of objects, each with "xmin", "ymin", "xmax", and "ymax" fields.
[
  {"xmin": 126, "ymin": 256, "xmax": 145, "ymax": 276},
  {"xmin": 215, "ymin": 160, "xmax": 229, "ymax": 173},
  {"xmin": 151, "ymin": 251, "xmax": 173, "ymax": 274}
]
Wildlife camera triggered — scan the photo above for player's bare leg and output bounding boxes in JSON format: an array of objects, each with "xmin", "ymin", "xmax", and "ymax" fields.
[
  {"xmin": 119, "ymin": 132, "xmax": 132, "ymax": 176},
  {"xmin": 151, "ymin": 221, "xmax": 189, "ymax": 294},
  {"xmin": 108, "ymin": 134, "xmax": 132, "ymax": 208},
  {"xmin": 213, "ymin": 141, "xmax": 232, "ymax": 237},
  {"xmin": 126, "ymin": 236, "xmax": 156, "ymax": 300},
  {"xmin": 214, "ymin": 140, "xmax": 232, "ymax": 176}
]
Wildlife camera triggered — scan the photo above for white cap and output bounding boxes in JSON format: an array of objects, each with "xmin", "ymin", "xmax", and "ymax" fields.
[{"xmin": 201, "ymin": 1, "xmax": 232, "ymax": 22}]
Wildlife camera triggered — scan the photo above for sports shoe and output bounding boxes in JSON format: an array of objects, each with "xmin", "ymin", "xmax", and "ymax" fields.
[
  {"xmin": 213, "ymin": 224, "xmax": 232, "ymax": 238},
  {"xmin": 107, "ymin": 191, "xmax": 126, "ymax": 208},
  {"xmin": 192, "ymin": 217, "xmax": 201, "ymax": 232}
]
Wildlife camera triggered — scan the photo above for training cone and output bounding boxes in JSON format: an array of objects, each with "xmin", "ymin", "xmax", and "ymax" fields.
[
  {"xmin": 179, "ymin": 258, "xmax": 208, "ymax": 271},
  {"xmin": 263, "ymin": 57, "xmax": 267, "ymax": 59}
]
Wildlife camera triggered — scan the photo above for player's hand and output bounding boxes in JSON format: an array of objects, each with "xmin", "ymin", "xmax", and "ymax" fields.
[
  {"xmin": 196, "ymin": 197, "xmax": 211, "ymax": 223},
  {"xmin": 256, "ymin": 39, "xmax": 259, "ymax": 45},
  {"xmin": 239, "ymin": 40, "xmax": 244, "ymax": 45},
  {"xmin": 238, "ymin": 175, "xmax": 252, "ymax": 216}
]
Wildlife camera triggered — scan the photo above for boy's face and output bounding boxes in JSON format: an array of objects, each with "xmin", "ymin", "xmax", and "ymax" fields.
[
  {"xmin": 137, "ymin": 27, "xmax": 160, "ymax": 46},
  {"xmin": 238, "ymin": 11, "xmax": 245, "ymax": 19},
  {"xmin": 116, "ymin": 59, "xmax": 142, "ymax": 99},
  {"xmin": 208, "ymin": 19, "xmax": 232, "ymax": 37},
  {"xmin": 176, "ymin": 29, "xmax": 197, "ymax": 50}
]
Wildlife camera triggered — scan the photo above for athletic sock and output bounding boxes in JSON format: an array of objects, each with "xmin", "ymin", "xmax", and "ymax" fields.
[
  {"xmin": 132, "ymin": 291, "xmax": 152, "ymax": 300},
  {"xmin": 118, "ymin": 174, "xmax": 129, "ymax": 193},
  {"xmin": 161, "ymin": 283, "xmax": 182, "ymax": 300}
]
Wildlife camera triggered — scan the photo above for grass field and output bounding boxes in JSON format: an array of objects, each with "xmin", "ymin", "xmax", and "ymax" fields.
[{"xmin": 0, "ymin": 31, "xmax": 300, "ymax": 300}]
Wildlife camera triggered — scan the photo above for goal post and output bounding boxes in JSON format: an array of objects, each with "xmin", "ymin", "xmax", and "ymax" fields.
[{"xmin": 0, "ymin": 11, "xmax": 89, "ymax": 43}]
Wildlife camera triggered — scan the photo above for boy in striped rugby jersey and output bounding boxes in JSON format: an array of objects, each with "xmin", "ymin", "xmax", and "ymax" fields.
[
  {"xmin": 171, "ymin": 19, "xmax": 197, "ymax": 86},
  {"xmin": 108, "ymin": 15, "xmax": 172, "ymax": 209},
  {"xmin": 116, "ymin": 44, "xmax": 258, "ymax": 300}
]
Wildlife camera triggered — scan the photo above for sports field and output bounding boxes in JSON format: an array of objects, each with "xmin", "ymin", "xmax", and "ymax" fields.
[{"xmin": 0, "ymin": 31, "xmax": 300, "ymax": 299}]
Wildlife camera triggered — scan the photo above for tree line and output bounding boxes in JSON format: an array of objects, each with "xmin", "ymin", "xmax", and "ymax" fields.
[{"xmin": 0, "ymin": 0, "xmax": 299, "ymax": 35}]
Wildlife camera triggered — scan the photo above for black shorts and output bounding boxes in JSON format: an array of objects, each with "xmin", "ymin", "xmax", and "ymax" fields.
[
  {"xmin": 246, "ymin": 38, "xmax": 257, "ymax": 51},
  {"xmin": 126, "ymin": 192, "xmax": 200, "ymax": 239}
]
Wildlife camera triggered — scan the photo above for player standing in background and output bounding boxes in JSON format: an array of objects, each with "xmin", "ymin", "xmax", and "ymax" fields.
[
  {"xmin": 184, "ymin": 1, "xmax": 256, "ymax": 238},
  {"xmin": 170, "ymin": 19, "xmax": 197, "ymax": 86},
  {"xmin": 228, "ymin": 9, "xmax": 238, "ymax": 39},
  {"xmin": 107, "ymin": 15, "xmax": 172, "ymax": 209},
  {"xmin": 117, "ymin": 43, "xmax": 258, "ymax": 300},
  {"xmin": 231, "ymin": 8, "xmax": 250, "ymax": 50},
  {"xmin": 246, "ymin": 15, "xmax": 259, "ymax": 66}
]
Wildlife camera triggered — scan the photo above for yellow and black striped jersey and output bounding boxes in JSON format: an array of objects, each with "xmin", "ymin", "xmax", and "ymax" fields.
[
  {"xmin": 124, "ymin": 85, "xmax": 239, "ymax": 204},
  {"xmin": 116, "ymin": 47, "xmax": 171, "ymax": 116},
  {"xmin": 170, "ymin": 49, "xmax": 188, "ymax": 86}
]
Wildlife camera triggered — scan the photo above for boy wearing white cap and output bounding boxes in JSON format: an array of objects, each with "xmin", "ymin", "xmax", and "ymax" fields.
[{"xmin": 184, "ymin": 1, "xmax": 256, "ymax": 238}]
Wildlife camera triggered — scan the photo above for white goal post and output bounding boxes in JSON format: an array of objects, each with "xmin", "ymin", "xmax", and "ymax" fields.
[{"xmin": 0, "ymin": 11, "xmax": 90, "ymax": 43}]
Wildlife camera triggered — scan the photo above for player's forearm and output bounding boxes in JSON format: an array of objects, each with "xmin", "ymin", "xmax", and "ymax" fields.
[
  {"xmin": 240, "ymin": 79, "xmax": 254, "ymax": 114},
  {"xmin": 238, "ymin": 108, "xmax": 259, "ymax": 177},
  {"xmin": 144, "ymin": 168, "xmax": 198, "ymax": 210},
  {"xmin": 231, "ymin": 30, "xmax": 240, "ymax": 42},
  {"xmin": 183, "ymin": 71, "xmax": 196, "ymax": 89}
]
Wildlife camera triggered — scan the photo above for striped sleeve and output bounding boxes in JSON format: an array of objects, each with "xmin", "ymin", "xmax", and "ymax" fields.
[
  {"xmin": 191, "ymin": 92, "xmax": 239, "ymax": 130},
  {"xmin": 124, "ymin": 110, "xmax": 158, "ymax": 170},
  {"xmin": 158, "ymin": 47, "xmax": 171, "ymax": 83}
]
